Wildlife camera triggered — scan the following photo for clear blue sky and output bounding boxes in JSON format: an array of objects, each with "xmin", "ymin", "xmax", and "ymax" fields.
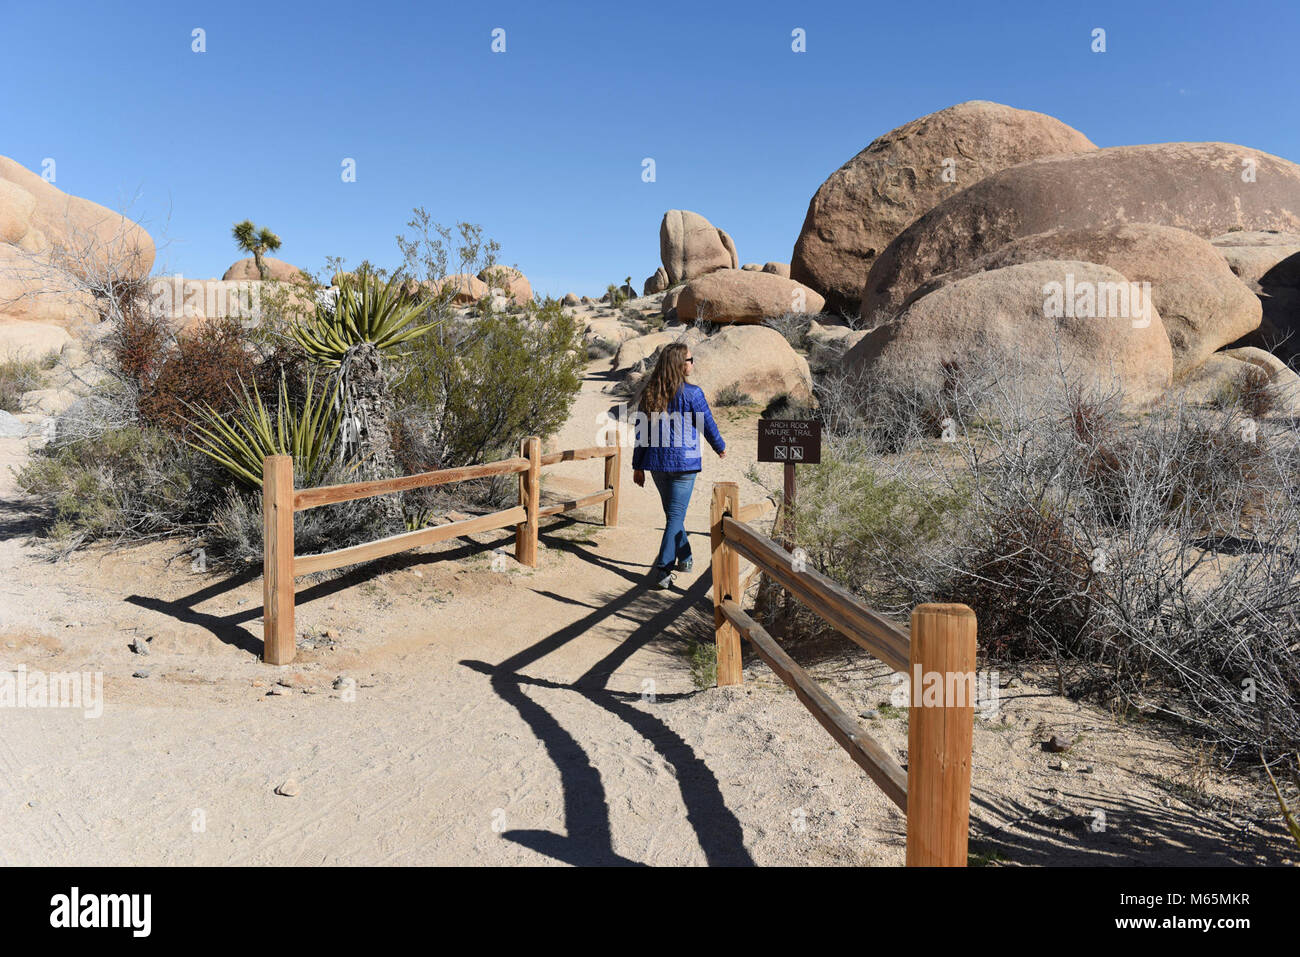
[{"xmin": 4, "ymin": 0, "xmax": 1297, "ymax": 297}]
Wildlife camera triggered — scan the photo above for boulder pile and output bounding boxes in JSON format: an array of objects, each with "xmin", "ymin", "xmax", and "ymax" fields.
[{"xmin": 785, "ymin": 102, "xmax": 1300, "ymax": 411}]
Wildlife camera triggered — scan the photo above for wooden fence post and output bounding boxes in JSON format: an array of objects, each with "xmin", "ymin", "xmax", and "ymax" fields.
[
  {"xmin": 515, "ymin": 435, "xmax": 541, "ymax": 567},
  {"xmin": 711, "ymin": 482, "xmax": 742, "ymax": 686},
  {"xmin": 781, "ymin": 461, "xmax": 796, "ymax": 551},
  {"xmin": 262, "ymin": 454, "xmax": 296, "ymax": 665},
  {"xmin": 906, "ymin": 603, "xmax": 977, "ymax": 867},
  {"xmin": 603, "ymin": 430, "xmax": 620, "ymax": 528}
]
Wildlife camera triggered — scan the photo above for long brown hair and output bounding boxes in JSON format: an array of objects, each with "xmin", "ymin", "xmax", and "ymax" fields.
[{"xmin": 638, "ymin": 342, "xmax": 690, "ymax": 415}]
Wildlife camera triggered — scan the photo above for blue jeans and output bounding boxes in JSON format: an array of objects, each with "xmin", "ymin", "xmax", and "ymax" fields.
[{"xmin": 650, "ymin": 470, "xmax": 697, "ymax": 572}]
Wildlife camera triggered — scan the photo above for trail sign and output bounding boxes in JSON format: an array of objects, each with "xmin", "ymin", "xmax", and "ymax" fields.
[
  {"xmin": 757, "ymin": 419, "xmax": 821, "ymax": 553},
  {"xmin": 758, "ymin": 419, "xmax": 821, "ymax": 465}
]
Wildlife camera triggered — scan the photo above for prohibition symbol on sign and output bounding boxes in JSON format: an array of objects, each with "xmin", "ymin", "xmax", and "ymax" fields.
[{"xmin": 774, "ymin": 446, "xmax": 788, "ymax": 459}]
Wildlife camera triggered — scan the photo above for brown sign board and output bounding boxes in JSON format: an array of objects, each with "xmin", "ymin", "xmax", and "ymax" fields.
[{"xmin": 757, "ymin": 419, "xmax": 821, "ymax": 465}]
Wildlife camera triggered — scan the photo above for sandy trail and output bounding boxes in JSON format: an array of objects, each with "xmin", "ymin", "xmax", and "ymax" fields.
[{"xmin": 0, "ymin": 358, "xmax": 1293, "ymax": 866}]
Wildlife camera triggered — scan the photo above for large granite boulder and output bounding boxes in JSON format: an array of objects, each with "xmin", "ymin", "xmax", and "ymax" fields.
[
  {"xmin": 660, "ymin": 210, "xmax": 736, "ymax": 283},
  {"xmin": 861, "ymin": 142, "xmax": 1300, "ymax": 323},
  {"xmin": 478, "ymin": 265, "xmax": 533, "ymax": 305},
  {"xmin": 0, "ymin": 155, "xmax": 154, "ymax": 281},
  {"xmin": 625, "ymin": 325, "xmax": 813, "ymax": 407},
  {"xmin": 1211, "ymin": 230, "xmax": 1300, "ymax": 361},
  {"xmin": 845, "ymin": 261, "xmax": 1175, "ymax": 407},
  {"xmin": 896, "ymin": 223, "xmax": 1260, "ymax": 377},
  {"xmin": 222, "ymin": 257, "xmax": 307, "ymax": 282},
  {"xmin": 792, "ymin": 101, "xmax": 1096, "ymax": 313},
  {"xmin": 676, "ymin": 269, "xmax": 825, "ymax": 324}
]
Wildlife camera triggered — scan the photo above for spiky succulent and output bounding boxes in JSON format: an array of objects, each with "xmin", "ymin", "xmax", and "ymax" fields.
[
  {"xmin": 183, "ymin": 372, "xmax": 339, "ymax": 488},
  {"xmin": 290, "ymin": 271, "xmax": 434, "ymax": 367}
]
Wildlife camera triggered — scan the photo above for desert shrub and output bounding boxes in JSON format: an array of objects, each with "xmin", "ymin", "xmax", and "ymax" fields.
[
  {"xmin": 606, "ymin": 284, "xmax": 627, "ymax": 307},
  {"xmin": 205, "ymin": 462, "xmax": 403, "ymax": 565},
  {"xmin": 0, "ymin": 353, "xmax": 56, "ymax": 412},
  {"xmin": 394, "ymin": 298, "xmax": 584, "ymax": 472},
  {"xmin": 685, "ymin": 639, "xmax": 718, "ymax": 690},
  {"xmin": 16, "ymin": 427, "xmax": 206, "ymax": 553},
  {"xmin": 112, "ymin": 309, "xmax": 173, "ymax": 393},
  {"xmin": 762, "ymin": 312, "xmax": 813, "ymax": 349},
  {"xmin": 138, "ymin": 319, "xmax": 257, "ymax": 434},
  {"xmin": 714, "ymin": 382, "xmax": 752, "ymax": 407},
  {"xmin": 963, "ymin": 503, "xmax": 1099, "ymax": 660},
  {"xmin": 396, "ymin": 214, "xmax": 499, "ymax": 290},
  {"xmin": 776, "ymin": 367, "xmax": 1300, "ymax": 762},
  {"xmin": 786, "ymin": 447, "xmax": 970, "ymax": 616},
  {"xmin": 586, "ymin": 338, "xmax": 616, "ymax": 360},
  {"xmin": 1212, "ymin": 363, "xmax": 1276, "ymax": 418},
  {"xmin": 812, "ymin": 362, "xmax": 975, "ymax": 455},
  {"xmin": 761, "ymin": 392, "xmax": 816, "ymax": 421}
]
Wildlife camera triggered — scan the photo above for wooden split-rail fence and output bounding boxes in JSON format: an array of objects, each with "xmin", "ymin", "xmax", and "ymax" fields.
[
  {"xmin": 257, "ymin": 443, "xmax": 974, "ymax": 865},
  {"xmin": 260, "ymin": 434, "xmax": 620, "ymax": 665},
  {"xmin": 710, "ymin": 481, "xmax": 977, "ymax": 867}
]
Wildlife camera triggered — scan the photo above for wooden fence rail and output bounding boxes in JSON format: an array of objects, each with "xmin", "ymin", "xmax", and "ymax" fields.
[
  {"xmin": 261, "ymin": 433, "xmax": 620, "ymax": 665},
  {"xmin": 710, "ymin": 481, "xmax": 976, "ymax": 867}
]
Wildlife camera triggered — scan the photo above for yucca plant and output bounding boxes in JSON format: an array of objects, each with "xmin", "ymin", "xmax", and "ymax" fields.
[
  {"xmin": 183, "ymin": 372, "xmax": 339, "ymax": 488},
  {"xmin": 290, "ymin": 270, "xmax": 433, "ymax": 368},
  {"xmin": 291, "ymin": 272, "xmax": 440, "ymax": 508}
]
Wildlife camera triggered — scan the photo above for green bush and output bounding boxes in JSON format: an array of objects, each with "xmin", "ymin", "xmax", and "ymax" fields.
[
  {"xmin": 16, "ymin": 427, "xmax": 203, "ymax": 552},
  {"xmin": 394, "ymin": 298, "xmax": 584, "ymax": 470},
  {"xmin": 788, "ymin": 444, "xmax": 970, "ymax": 615}
]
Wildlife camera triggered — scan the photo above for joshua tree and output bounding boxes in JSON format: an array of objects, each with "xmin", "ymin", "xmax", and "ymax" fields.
[
  {"xmin": 231, "ymin": 220, "xmax": 282, "ymax": 280},
  {"xmin": 290, "ymin": 272, "xmax": 435, "ymax": 506}
]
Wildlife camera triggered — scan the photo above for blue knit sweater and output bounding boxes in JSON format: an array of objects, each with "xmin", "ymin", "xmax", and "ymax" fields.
[{"xmin": 631, "ymin": 383, "xmax": 725, "ymax": 472}]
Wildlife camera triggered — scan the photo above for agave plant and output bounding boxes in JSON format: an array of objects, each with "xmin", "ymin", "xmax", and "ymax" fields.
[
  {"xmin": 183, "ymin": 372, "xmax": 339, "ymax": 488},
  {"xmin": 290, "ymin": 270, "xmax": 433, "ymax": 367}
]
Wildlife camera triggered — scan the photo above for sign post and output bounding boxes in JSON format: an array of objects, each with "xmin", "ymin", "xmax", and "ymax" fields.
[{"xmin": 757, "ymin": 419, "xmax": 822, "ymax": 551}]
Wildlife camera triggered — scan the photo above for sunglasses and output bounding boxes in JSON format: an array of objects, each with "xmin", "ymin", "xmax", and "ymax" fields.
[{"xmin": 685, "ymin": 356, "xmax": 695, "ymax": 363}]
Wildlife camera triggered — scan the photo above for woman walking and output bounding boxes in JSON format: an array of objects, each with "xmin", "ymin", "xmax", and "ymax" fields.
[{"xmin": 632, "ymin": 342, "xmax": 726, "ymax": 589}]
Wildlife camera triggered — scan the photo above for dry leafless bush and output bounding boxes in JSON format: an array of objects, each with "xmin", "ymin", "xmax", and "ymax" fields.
[
  {"xmin": 761, "ymin": 312, "xmax": 814, "ymax": 349},
  {"xmin": 780, "ymin": 359, "xmax": 1300, "ymax": 762}
]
